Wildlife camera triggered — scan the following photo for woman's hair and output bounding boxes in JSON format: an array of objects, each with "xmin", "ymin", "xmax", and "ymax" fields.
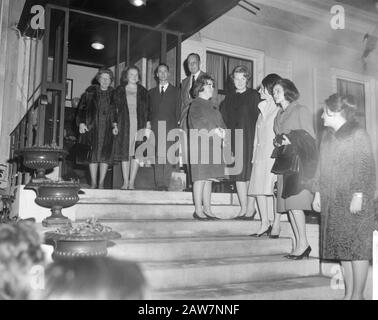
[
  {"xmin": 231, "ymin": 65, "xmax": 252, "ymax": 81},
  {"xmin": 37, "ymin": 257, "xmax": 146, "ymax": 300},
  {"xmin": 274, "ymin": 79, "xmax": 300, "ymax": 103},
  {"xmin": 120, "ymin": 65, "xmax": 141, "ymax": 87},
  {"xmin": 95, "ymin": 68, "xmax": 114, "ymax": 83},
  {"xmin": 324, "ymin": 93, "xmax": 357, "ymax": 122},
  {"xmin": 261, "ymin": 73, "xmax": 282, "ymax": 96},
  {"xmin": 192, "ymin": 73, "xmax": 215, "ymax": 99},
  {"xmin": 0, "ymin": 222, "xmax": 45, "ymax": 300}
]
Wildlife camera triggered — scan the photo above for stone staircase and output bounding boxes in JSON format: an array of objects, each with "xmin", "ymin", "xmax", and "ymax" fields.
[{"xmin": 67, "ymin": 189, "xmax": 345, "ymax": 300}]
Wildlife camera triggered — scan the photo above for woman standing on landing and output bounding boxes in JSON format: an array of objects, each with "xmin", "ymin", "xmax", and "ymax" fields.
[
  {"xmin": 188, "ymin": 74, "xmax": 226, "ymax": 220},
  {"xmin": 248, "ymin": 73, "xmax": 282, "ymax": 237},
  {"xmin": 113, "ymin": 66, "xmax": 150, "ymax": 190},
  {"xmin": 77, "ymin": 68, "xmax": 118, "ymax": 189},
  {"xmin": 272, "ymin": 79, "xmax": 314, "ymax": 259},
  {"xmin": 220, "ymin": 66, "xmax": 260, "ymax": 219},
  {"xmin": 312, "ymin": 94, "xmax": 375, "ymax": 300}
]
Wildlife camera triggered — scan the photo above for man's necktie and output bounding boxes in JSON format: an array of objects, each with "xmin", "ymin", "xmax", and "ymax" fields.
[
  {"xmin": 160, "ymin": 86, "xmax": 164, "ymax": 96},
  {"xmin": 191, "ymin": 75, "xmax": 195, "ymax": 90},
  {"xmin": 189, "ymin": 75, "xmax": 195, "ymax": 98}
]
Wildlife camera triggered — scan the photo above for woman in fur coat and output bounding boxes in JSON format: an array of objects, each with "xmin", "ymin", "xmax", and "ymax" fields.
[{"xmin": 312, "ymin": 93, "xmax": 376, "ymax": 300}]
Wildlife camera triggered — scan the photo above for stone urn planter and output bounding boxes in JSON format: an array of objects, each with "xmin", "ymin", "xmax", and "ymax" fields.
[
  {"xmin": 17, "ymin": 146, "xmax": 67, "ymax": 179},
  {"xmin": 44, "ymin": 219, "xmax": 121, "ymax": 260},
  {"xmin": 25, "ymin": 180, "xmax": 81, "ymax": 227}
]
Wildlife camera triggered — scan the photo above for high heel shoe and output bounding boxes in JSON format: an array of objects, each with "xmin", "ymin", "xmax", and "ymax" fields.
[
  {"xmin": 204, "ymin": 213, "xmax": 220, "ymax": 220},
  {"xmin": 269, "ymin": 226, "xmax": 281, "ymax": 238},
  {"xmin": 193, "ymin": 212, "xmax": 208, "ymax": 221},
  {"xmin": 203, "ymin": 209, "xmax": 221, "ymax": 220},
  {"xmin": 286, "ymin": 246, "xmax": 312, "ymax": 260},
  {"xmin": 249, "ymin": 225, "xmax": 272, "ymax": 237},
  {"xmin": 269, "ymin": 234, "xmax": 280, "ymax": 239},
  {"xmin": 234, "ymin": 210, "xmax": 257, "ymax": 221}
]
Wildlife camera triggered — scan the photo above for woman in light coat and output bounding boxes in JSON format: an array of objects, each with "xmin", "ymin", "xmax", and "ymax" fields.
[{"xmin": 248, "ymin": 74, "xmax": 282, "ymax": 237}]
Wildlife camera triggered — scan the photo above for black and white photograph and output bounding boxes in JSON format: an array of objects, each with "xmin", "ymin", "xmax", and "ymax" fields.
[{"xmin": 0, "ymin": 0, "xmax": 378, "ymax": 305}]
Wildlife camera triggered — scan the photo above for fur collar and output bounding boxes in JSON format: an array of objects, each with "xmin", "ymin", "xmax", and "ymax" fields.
[
  {"xmin": 86, "ymin": 84, "xmax": 113, "ymax": 94},
  {"xmin": 322, "ymin": 119, "xmax": 360, "ymax": 142},
  {"xmin": 334, "ymin": 119, "xmax": 360, "ymax": 140}
]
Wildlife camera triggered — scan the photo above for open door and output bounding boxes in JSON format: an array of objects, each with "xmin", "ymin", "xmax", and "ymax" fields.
[{"xmin": 39, "ymin": 5, "xmax": 69, "ymax": 148}]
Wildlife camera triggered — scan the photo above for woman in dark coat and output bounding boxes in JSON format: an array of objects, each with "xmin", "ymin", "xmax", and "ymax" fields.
[
  {"xmin": 77, "ymin": 68, "xmax": 118, "ymax": 189},
  {"xmin": 312, "ymin": 94, "xmax": 376, "ymax": 300},
  {"xmin": 113, "ymin": 66, "xmax": 150, "ymax": 190},
  {"xmin": 188, "ymin": 74, "xmax": 226, "ymax": 220},
  {"xmin": 272, "ymin": 79, "xmax": 314, "ymax": 258},
  {"xmin": 220, "ymin": 65, "xmax": 260, "ymax": 219}
]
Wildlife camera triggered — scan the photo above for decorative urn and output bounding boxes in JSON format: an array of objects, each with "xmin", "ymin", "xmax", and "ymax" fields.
[
  {"xmin": 17, "ymin": 146, "xmax": 67, "ymax": 179},
  {"xmin": 25, "ymin": 180, "xmax": 81, "ymax": 227},
  {"xmin": 44, "ymin": 219, "xmax": 121, "ymax": 260}
]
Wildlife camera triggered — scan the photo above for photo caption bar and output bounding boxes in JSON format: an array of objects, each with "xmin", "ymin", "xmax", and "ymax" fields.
[{"xmin": 136, "ymin": 303, "xmax": 241, "ymax": 318}]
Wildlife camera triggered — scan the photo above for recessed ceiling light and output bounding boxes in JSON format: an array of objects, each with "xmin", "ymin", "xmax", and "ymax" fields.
[
  {"xmin": 91, "ymin": 42, "xmax": 105, "ymax": 50},
  {"xmin": 129, "ymin": 0, "xmax": 146, "ymax": 7}
]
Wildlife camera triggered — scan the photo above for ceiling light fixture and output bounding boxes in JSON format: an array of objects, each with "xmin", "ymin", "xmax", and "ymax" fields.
[
  {"xmin": 129, "ymin": 0, "xmax": 146, "ymax": 7},
  {"xmin": 91, "ymin": 42, "xmax": 105, "ymax": 50}
]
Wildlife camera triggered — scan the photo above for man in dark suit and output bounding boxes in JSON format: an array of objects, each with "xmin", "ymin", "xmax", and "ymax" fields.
[
  {"xmin": 179, "ymin": 53, "xmax": 205, "ymax": 131},
  {"xmin": 148, "ymin": 63, "xmax": 181, "ymax": 191}
]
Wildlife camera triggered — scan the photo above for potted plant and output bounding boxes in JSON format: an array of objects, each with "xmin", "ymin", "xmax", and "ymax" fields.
[{"xmin": 44, "ymin": 218, "xmax": 121, "ymax": 260}]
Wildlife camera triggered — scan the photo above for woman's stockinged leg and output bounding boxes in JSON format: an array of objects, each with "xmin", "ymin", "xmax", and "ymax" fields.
[
  {"xmin": 245, "ymin": 181, "xmax": 257, "ymax": 218},
  {"xmin": 129, "ymin": 158, "xmax": 139, "ymax": 189},
  {"xmin": 98, "ymin": 163, "xmax": 108, "ymax": 189},
  {"xmin": 121, "ymin": 161, "xmax": 130, "ymax": 189},
  {"xmin": 351, "ymin": 260, "xmax": 369, "ymax": 300},
  {"xmin": 236, "ymin": 181, "xmax": 248, "ymax": 216},
  {"xmin": 202, "ymin": 180, "xmax": 213, "ymax": 214},
  {"xmin": 193, "ymin": 180, "xmax": 206, "ymax": 217},
  {"xmin": 290, "ymin": 210, "xmax": 309, "ymax": 255},
  {"xmin": 341, "ymin": 261, "xmax": 353, "ymax": 300},
  {"xmin": 288, "ymin": 210, "xmax": 299, "ymax": 253},
  {"xmin": 256, "ymin": 196, "xmax": 270, "ymax": 234},
  {"xmin": 89, "ymin": 163, "xmax": 98, "ymax": 188},
  {"xmin": 271, "ymin": 196, "xmax": 281, "ymax": 236}
]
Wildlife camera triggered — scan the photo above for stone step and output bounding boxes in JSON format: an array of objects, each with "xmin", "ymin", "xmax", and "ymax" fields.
[
  {"xmin": 75, "ymin": 204, "xmax": 290, "ymax": 222},
  {"xmin": 75, "ymin": 204, "xmax": 242, "ymax": 220},
  {"xmin": 140, "ymin": 255, "xmax": 320, "ymax": 289},
  {"xmin": 150, "ymin": 276, "xmax": 344, "ymax": 300},
  {"xmin": 93, "ymin": 219, "xmax": 295, "ymax": 239},
  {"xmin": 107, "ymin": 236, "xmax": 293, "ymax": 261},
  {"xmin": 79, "ymin": 190, "xmax": 238, "ymax": 205}
]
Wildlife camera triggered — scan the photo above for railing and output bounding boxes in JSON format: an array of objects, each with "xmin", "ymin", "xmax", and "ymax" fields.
[{"xmin": 9, "ymin": 90, "xmax": 65, "ymax": 188}]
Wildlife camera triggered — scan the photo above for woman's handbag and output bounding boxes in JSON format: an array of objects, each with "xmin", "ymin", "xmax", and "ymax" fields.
[
  {"xmin": 271, "ymin": 145, "xmax": 300, "ymax": 175},
  {"xmin": 74, "ymin": 132, "xmax": 92, "ymax": 165}
]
